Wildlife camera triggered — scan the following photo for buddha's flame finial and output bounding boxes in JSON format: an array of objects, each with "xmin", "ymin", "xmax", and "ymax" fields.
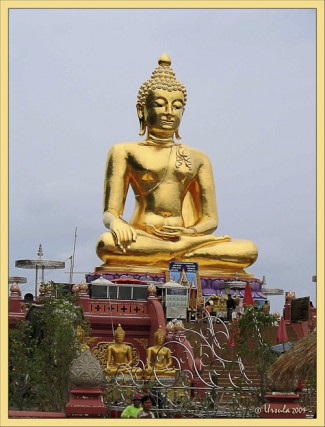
[{"xmin": 158, "ymin": 52, "xmax": 171, "ymax": 67}]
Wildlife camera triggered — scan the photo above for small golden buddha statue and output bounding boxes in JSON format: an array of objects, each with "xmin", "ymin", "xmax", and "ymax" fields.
[
  {"xmin": 106, "ymin": 324, "xmax": 133, "ymax": 376},
  {"xmin": 145, "ymin": 326, "xmax": 176, "ymax": 378},
  {"xmin": 75, "ymin": 325, "xmax": 90, "ymax": 353},
  {"xmin": 96, "ymin": 53, "xmax": 258, "ymax": 275}
]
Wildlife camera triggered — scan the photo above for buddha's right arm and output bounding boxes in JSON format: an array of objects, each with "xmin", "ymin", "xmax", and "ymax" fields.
[
  {"xmin": 103, "ymin": 145, "xmax": 130, "ymax": 223},
  {"xmin": 107, "ymin": 352, "xmax": 111, "ymax": 369},
  {"xmin": 146, "ymin": 349, "xmax": 153, "ymax": 367},
  {"xmin": 102, "ymin": 145, "xmax": 137, "ymax": 251}
]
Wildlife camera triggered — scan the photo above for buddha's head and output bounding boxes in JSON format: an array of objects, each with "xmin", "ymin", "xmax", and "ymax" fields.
[
  {"xmin": 75, "ymin": 325, "xmax": 84, "ymax": 343},
  {"xmin": 137, "ymin": 53, "xmax": 187, "ymax": 139},
  {"xmin": 114, "ymin": 324, "xmax": 125, "ymax": 344},
  {"xmin": 154, "ymin": 325, "xmax": 166, "ymax": 345}
]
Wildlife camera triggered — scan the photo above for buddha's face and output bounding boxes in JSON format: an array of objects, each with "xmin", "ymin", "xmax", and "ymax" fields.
[
  {"xmin": 155, "ymin": 333, "xmax": 165, "ymax": 345},
  {"xmin": 115, "ymin": 333, "xmax": 125, "ymax": 344},
  {"xmin": 141, "ymin": 89, "xmax": 184, "ymax": 135}
]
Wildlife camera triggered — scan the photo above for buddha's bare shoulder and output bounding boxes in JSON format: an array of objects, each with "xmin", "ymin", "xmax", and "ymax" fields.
[
  {"xmin": 109, "ymin": 142, "xmax": 153, "ymax": 154},
  {"xmin": 109, "ymin": 142, "xmax": 139, "ymax": 151},
  {"xmin": 108, "ymin": 142, "xmax": 211, "ymax": 163}
]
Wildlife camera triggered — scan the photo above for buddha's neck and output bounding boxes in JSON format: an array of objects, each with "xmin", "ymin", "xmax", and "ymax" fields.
[{"xmin": 146, "ymin": 130, "xmax": 175, "ymax": 146}]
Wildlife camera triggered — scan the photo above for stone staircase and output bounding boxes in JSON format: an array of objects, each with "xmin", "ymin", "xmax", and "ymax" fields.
[
  {"xmin": 181, "ymin": 319, "xmax": 316, "ymax": 416},
  {"xmin": 183, "ymin": 320, "xmax": 301, "ymax": 390},
  {"xmin": 183, "ymin": 321, "xmax": 258, "ymax": 389}
]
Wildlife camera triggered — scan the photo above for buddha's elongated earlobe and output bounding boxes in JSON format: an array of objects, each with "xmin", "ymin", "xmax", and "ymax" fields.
[
  {"xmin": 139, "ymin": 119, "xmax": 147, "ymax": 136},
  {"xmin": 175, "ymin": 129, "xmax": 182, "ymax": 140},
  {"xmin": 137, "ymin": 104, "xmax": 147, "ymax": 136}
]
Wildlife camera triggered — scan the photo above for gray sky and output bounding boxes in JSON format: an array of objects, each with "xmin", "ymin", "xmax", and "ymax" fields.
[{"xmin": 8, "ymin": 8, "xmax": 316, "ymax": 313}]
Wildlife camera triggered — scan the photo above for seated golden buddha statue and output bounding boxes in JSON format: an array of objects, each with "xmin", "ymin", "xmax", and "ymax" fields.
[
  {"xmin": 96, "ymin": 53, "xmax": 258, "ymax": 275},
  {"xmin": 75, "ymin": 325, "xmax": 90, "ymax": 353},
  {"xmin": 145, "ymin": 326, "xmax": 176, "ymax": 378},
  {"xmin": 106, "ymin": 324, "xmax": 133, "ymax": 376}
]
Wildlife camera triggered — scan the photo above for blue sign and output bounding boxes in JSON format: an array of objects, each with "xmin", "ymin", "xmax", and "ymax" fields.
[{"xmin": 169, "ymin": 261, "xmax": 198, "ymax": 273}]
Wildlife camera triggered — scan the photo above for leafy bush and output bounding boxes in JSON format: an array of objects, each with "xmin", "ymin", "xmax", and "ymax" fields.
[
  {"xmin": 233, "ymin": 307, "xmax": 279, "ymax": 404},
  {"xmin": 9, "ymin": 287, "xmax": 87, "ymax": 411}
]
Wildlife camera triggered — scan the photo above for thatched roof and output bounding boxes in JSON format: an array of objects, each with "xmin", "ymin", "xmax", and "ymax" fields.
[{"xmin": 269, "ymin": 330, "xmax": 316, "ymax": 391}]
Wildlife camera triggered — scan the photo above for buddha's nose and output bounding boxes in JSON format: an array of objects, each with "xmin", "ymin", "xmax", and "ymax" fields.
[{"xmin": 166, "ymin": 104, "xmax": 173, "ymax": 115}]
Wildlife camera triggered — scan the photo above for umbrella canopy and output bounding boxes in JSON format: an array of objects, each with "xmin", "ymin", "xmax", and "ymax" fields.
[
  {"xmin": 111, "ymin": 278, "xmax": 146, "ymax": 284},
  {"xmin": 161, "ymin": 281, "xmax": 185, "ymax": 288},
  {"xmin": 202, "ymin": 288, "xmax": 217, "ymax": 295},
  {"xmin": 243, "ymin": 282, "xmax": 254, "ymax": 306},
  {"xmin": 272, "ymin": 342, "xmax": 293, "ymax": 353},
  {"xmin": 91, "ymin": 277, "xmax": 114, "ymax": 286},
  {"xmin": 275, "ymin": 316, "xmax": 289, "ymax": 344}
]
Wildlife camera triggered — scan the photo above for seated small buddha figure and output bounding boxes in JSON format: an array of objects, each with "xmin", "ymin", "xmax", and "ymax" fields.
[
  {"xmin": 95, "ymin": 53, "xmax": 258, "ymax": 275},
  {"xmin": 75, "ymin": 324, "xmax": 90, "ymax": 353},
  {"xmin": 145, "ymin": 326, "xmax": 176, "ymax": 378},
  {"xmin": 106, "ymin": 324, "xmax": 133, "ymax": 376}
]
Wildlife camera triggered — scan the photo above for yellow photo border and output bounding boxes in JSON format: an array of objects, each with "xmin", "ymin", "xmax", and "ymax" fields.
[{"xmin": 1, "ymin": 1, "xmax": 323, "ymax": 426}]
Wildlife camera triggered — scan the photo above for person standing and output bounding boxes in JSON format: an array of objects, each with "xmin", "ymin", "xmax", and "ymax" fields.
[
  {"xmin": 205, "ymin": 301, "xmax": 212, "ymax": 315},
  {"xmin": 137, "ymin": 395, "xmax": 155, "ymax": 419},
  {"xmin": 226, "ymin": 294, "xmax": 236, "ymax": 322},
  {"xmin": 120, "ymin": 393, "xmax": 142, "ymax": 418}
]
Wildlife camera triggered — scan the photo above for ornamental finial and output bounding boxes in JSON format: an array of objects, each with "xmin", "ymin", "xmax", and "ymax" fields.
[
  {"xmin": 37, "ymin": 244, "xmax": 43, "ymax": 258},
  {"xmin": 158, "ymin": 52, "xmax": 171, "ymax": 67}
]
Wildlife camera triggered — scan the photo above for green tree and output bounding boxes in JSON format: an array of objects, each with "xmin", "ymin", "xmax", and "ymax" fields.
[
  {"xmin": 9, "ymin": 321, "xmax": 35, "ymax": 410},
  {"xmin": 233, "ymin": 307, "xmax": 279, "ymax": 405},
  {"xmin": 9, "ymin": 285, "xmax": 87, "ymax": 411}
]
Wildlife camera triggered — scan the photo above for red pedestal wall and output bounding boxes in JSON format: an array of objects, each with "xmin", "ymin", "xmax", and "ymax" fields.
[{"xmin": 65, "ymin": 387, "xmax": 107, "ymax": 417}]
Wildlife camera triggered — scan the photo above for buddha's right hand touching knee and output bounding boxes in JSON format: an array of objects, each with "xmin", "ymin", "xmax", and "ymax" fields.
[{"xmin": 103, "ymin": 211, "xmax": 137, "ymax": 252}]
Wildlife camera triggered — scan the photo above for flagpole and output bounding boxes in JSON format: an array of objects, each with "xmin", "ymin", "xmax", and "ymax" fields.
[{"xmin": 69, "ymin": 227, "xmax": 78, "ymax": 284}]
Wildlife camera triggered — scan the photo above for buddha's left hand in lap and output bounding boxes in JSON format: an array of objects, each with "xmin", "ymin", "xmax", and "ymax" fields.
[{"xmin": 161, "ymin": 225, "xmax": 197, "ymax": 236}]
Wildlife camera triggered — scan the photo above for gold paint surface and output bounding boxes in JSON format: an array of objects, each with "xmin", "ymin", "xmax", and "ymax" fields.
[
  {"xmin": 145, "ymin": 326, "xmax": 176, "ymax": 378},
  {"xmin": 96, "ymin": 54, "xmax": 258, "ymax": 274}
]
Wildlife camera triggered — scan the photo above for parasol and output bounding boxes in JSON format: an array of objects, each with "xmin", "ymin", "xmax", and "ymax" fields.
[
  {"xmin": 243, "ymin": 282, "xmax": 254, "ymax": 306},
  {"xmin": 275, "ymin": 316, "xmax": 289, "ymax": 352}
]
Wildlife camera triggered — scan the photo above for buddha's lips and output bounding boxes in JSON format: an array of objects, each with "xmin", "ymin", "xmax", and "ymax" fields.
[{"xmin": 161, "ymin": 120, "xmax": 175, "ymax": 125}]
